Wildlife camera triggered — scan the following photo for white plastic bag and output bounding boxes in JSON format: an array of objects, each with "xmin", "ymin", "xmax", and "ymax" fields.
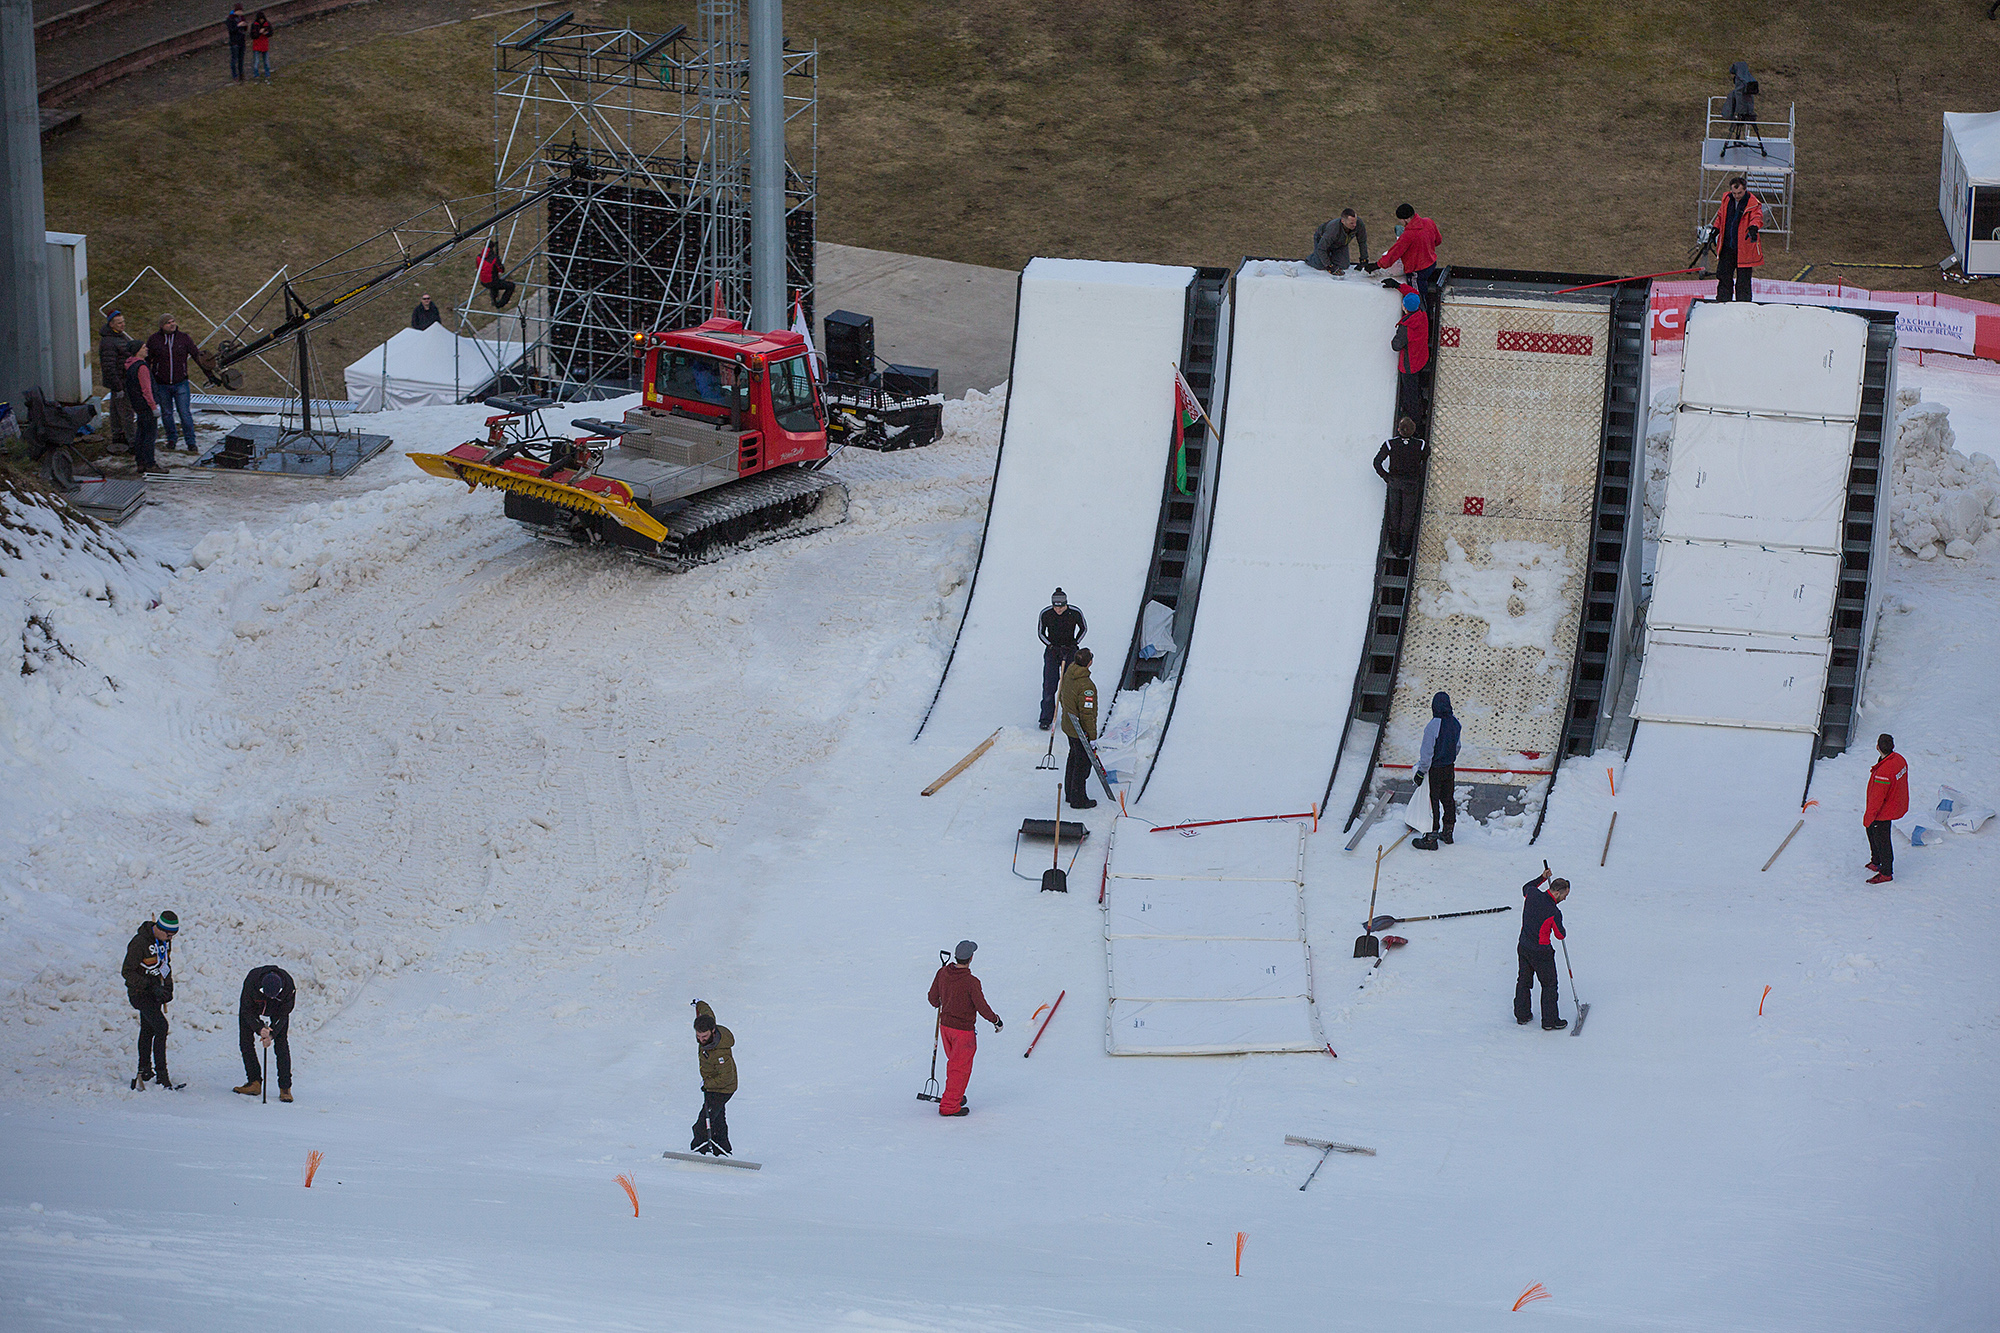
[
  {"xmin": 1139, "ymin": 599, "xmax": 1176, "ymax": 660},
  {"xmin": 1893, "ymin": 816, "xmax": 1946, "ymax": 847},
  {"xmin": 1935, "ymin": 785, "xmax": 1995, "ymax": 834}
]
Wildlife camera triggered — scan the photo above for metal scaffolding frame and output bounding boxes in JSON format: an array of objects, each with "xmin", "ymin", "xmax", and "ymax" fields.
[
  {"xmin": 1697, "ymin": 98, "xmax": 1795, "ymax": 253},
  {"xmin": 491, "ymin": 9, "xmax": 818, "ymax": 399}
]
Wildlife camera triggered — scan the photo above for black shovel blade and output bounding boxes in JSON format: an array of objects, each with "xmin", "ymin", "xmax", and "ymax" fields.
[
  {"xmin": 1041, "ymin": 868, "xmax": 1069, "ymax": 894},
  {"xmin": 1353, "ymin": 933, "xmax": 1380, "ymax": 959},
  {"xmin": 1365, "ymin": 915, "xmax": 1397, "ymax": 932}
]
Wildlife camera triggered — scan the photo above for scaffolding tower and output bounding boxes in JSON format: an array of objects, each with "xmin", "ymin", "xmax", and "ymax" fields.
[
  {"xmin": 491, "ymin": 8, "xmax": 818, "ymax": 399},
  {"xmin": 1697, "ymin": 98, "xmax": 1795, "ymax": 252}
]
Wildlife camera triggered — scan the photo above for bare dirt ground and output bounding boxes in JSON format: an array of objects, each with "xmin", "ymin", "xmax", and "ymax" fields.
[{"xmin": 39, "ymin": 0, "xmax": 2000, "ymax": 399}]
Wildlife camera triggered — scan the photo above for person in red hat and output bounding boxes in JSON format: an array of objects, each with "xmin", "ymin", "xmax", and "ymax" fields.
[{"xmin": 1863, "ymin": 733, "xmax": 1909, "ymax": 884}]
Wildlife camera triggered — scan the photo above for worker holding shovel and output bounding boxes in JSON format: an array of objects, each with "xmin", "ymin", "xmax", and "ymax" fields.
[
  {"xmin": 927, "ymin": 941, "xmax": 1002, "ymax": 1117},
  {"xmin": 1514, "ymin": 869, "xmax": 1569, "ymax": 1031}
]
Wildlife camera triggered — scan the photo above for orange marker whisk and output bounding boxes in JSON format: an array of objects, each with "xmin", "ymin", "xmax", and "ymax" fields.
[
  {"xmin": 616, "ymin": 1173, "xmax": 639, "ymax": 1217},
  {"xmin": 303, "ymin": 1150, "xmax": 324, "ymax": 1188},
  {"xmin": 1234, "ymin": 1231, "xmax": 1245, "ymax": 1276},
  {"xmin": 1759, "ymin": 984, "xmax": 1772, "ymax": 1016},
  {"xmin": 1513, "ymin": 1282, "xmax": 1551, "ymax": 1310}
]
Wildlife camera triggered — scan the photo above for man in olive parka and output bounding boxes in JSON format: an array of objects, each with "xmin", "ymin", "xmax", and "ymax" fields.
[
  {"xmin": 1057, "ymin": 647, "xmax": 1100, "ymax": 810},
  {"xmin": 690, "ymin": 999, "xmax": 738, "ymax": 1156}
]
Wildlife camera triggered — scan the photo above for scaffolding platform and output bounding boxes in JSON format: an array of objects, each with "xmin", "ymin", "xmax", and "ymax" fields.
[
  {"xmin": 207, "ymin": 425, "xmax": 394, "ymax": 479},
  {"xmin": 1698, "ymin": 100, "xmax": 1795, "ymax": 251}
]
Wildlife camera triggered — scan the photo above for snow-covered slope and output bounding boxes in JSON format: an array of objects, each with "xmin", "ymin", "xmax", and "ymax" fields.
[{"xmin": 0, "ymin": 365, "xmax": 1995, "ymax": 1332}]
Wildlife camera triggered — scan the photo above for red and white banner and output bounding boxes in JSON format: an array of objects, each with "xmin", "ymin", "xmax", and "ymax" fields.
[{"xmin": 1649, "ymin": 279, "xmax": 2000, "ymax": 364}]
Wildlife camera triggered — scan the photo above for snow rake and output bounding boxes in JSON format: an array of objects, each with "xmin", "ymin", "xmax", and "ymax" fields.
[
  {"xmin": 1285, "ymin": 1134, "xmax": 1377, "ymax": 1191},
  {"xmin": 919, "ymin": 952, "xmax": 950, "ymax": 1101},
  {"xmin": 1562, "ymin": 938, "xmax": 1589, "ymax": 1036},
  {"xmin": 1362, "ymin": 905, "xmax": 1512, "ymax": 931}
]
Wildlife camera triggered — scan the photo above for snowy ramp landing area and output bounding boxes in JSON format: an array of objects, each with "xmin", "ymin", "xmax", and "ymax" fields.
[{"xmin": 1102, "ymin": 817, "xmax": 1324, "ymax": 1054}]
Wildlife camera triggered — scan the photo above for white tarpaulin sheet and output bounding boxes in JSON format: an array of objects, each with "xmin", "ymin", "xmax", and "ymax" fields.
[
  {"xmin": 1138, "ymin": 264, "xmax": 1400, "ymax": 818},
  {"xmin": 1662, "ymin": 411, "xmax": 1853, "ymax": 552},
  {"xmin": 1678, "ymin": 303, "xmax": 1867, "ymax": 418},
  {"xmin": 343, "ymin": 324, "xmax": 524, "ymax": 412},
  {"xmin": 1102, "ymin": 818, "xmax": 1323, "ymax": 1055},
  {"xmin": 1649, "ymin": 541, "xmax": 1839, "ymax": 638},
  {"xmin": 1633, "ymin": 629, "xmax": 1830, "ymax": 732},
  {"xmin": 920, "ymin": 258, "xmax": 1194, "ymax": 743}
]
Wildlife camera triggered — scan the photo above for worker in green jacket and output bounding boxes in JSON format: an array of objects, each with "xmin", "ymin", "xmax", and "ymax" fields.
[
  {"xmin": 689, "ymin": 999, "xmax": 738, "ymax": 1156},
  {"xmin": 1057, "ymin": 647, "xmax": 1099, "ymax": 810}
]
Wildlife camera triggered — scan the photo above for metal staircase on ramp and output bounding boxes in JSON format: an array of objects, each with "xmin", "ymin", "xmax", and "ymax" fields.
[
  {"xmin": 1121, "ymin": 267, "xmax": 1231, "ymax": 690},
  {"xmin": 1817, "ymin": 312, "xmax": 1898, "ymax": 758}
]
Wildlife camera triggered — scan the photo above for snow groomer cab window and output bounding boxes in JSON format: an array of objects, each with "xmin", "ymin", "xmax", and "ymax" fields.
[
  {"xmin": 658, "ymin": 349, "xmax": 748, "ymax": 417},
  {"xmin": 768, "ymin": 355, "xmax": 824, "ymax": 434}
]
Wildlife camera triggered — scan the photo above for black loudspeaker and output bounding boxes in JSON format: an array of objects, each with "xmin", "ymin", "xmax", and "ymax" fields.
[
  {"xmin": 882, "ymin": 364, "xmax": 939, "ymax": 397},
  {"xmin": 823, "ymin": 309, "xmax": 874, "ymax": 382}
]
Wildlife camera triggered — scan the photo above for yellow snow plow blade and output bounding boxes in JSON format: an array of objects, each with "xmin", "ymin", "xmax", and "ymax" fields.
[{"xmin": 409, "ymin": 453, "xmax": 670, "ymax": 544}]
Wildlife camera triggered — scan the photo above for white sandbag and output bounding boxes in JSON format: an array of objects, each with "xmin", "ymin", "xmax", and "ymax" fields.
[{"xmin": 1935, "ymin": 785, "xmax": 1995, "ymax": 834}]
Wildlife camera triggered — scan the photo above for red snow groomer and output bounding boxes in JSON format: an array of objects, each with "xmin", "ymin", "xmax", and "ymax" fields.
[{"xmin": 410, "ymin": 318, "xmax": 847, "ymax": 567}]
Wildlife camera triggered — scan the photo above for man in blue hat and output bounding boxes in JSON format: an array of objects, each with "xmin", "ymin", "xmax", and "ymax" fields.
[{"xmin": 235, "ymin": 964, "xmax": 298, "ymax": 1101}]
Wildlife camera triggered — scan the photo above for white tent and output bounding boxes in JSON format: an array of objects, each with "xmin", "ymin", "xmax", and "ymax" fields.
[
  {"xmin": 1940, "ymin": 111, "xmax": 2000, "ymax": 278},
  {"xmin": 342, "ymin": 324, "xmax": 524, "ymax": 411}
]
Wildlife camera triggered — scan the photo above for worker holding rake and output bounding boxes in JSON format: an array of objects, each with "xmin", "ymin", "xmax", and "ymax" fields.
[{"xmin": 1515, "ymin": 870, "xmax": 1569, "ymax": 1031}]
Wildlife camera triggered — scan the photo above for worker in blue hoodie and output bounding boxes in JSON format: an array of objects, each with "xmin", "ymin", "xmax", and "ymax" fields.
[{"xmin": 1411, "ymin": 691, "xmax": 1459, "ymax": 849}]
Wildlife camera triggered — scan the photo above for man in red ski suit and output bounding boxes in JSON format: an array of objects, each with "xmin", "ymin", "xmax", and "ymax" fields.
[
  {"xmin": 1514, "ymin": 870, "xmax": 1569, "ymax": 1031},
  {"xmin": 1391, "ymin": 282, "xmax": 1430, "ymax": 426},
  {"xmin": 928, "ymin": 940, "xmax": 1002, "ymax": 1117},
  {"xmin": 1863, "ymin": 733, "xmax": 1909, "ymax": 884}
]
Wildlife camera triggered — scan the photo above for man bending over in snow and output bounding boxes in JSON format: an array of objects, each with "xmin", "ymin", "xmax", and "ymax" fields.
[{"xmin": 690, "ymin": 1001, "xmax": 738, "ymax": 1156}]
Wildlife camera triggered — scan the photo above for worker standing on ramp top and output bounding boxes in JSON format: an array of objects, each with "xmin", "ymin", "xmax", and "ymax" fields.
[
  {"xmin": 1058, "ymin": 647, "xmax": 1100, "ymax": 811},
  {"xmin": 1863, "ymin": 732, "xmax": 1909, "ymax": 885},
  {"xmin": 1515, "ymin": 870, "xmax": 1569, "ymax": 1031},
  {"xmin": 1373, "ymin": 416, "xmax": 1430, "ymax": 559},
  {"xmin": 1038, "ymin": 589, "xmax": 1087, "ymax": 731},
  {"xmin": 1378, "ymin": 203, "xmax": 1443, "ymax": 305},
  {"xmin": 928, "ymin": 941, "xmax": 1002, "ymax": 1117},
  {"xmin": 1412, "ymin": 691, "xmax": 1459, "ymax": 849}
]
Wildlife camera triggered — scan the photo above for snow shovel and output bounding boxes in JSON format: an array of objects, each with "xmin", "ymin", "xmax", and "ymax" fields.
[
  {"xmin": 1362, "ymin": 905, "xmax": 1512, "ymax": 931},
  {"xmin": 1042, "ymin": 781, "xmax": 1068, "ymax": 893},
  {"xmin": 1354, "ymin": 844, "xmax": 1388, "ymax": 958},
  {"xmin": 1562, "ymin": 938, "xmax": 1588, "ymax": 1036}
]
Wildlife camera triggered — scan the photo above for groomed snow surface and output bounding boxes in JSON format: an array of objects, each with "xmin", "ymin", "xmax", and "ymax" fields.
[{"xmin": 2, "ymin": 355, "xmax": 1998, "ymax": 1330}]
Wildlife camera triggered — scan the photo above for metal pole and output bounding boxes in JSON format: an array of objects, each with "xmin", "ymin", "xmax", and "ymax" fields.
[
  {"xmin": 747, "ymin": 0, "xmax": 783, "ymax": 332},
  {"xmin": 1, "ymin": 0, "xmax": 55, "ymax": 412}
]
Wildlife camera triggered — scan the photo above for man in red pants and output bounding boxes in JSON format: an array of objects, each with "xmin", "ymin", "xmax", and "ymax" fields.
[
  {"xmin": 1863, "ymin": 733, "xmax": 1909, "ymax": 884},
  {"xmin": 928, "ymin": 940, "xmax": 1002, "ymax": 1117}
]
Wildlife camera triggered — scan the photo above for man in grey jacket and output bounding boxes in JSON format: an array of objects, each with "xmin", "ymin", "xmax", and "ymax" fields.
[{"xmin": 1306, "ymin": 210, "xmax": 1370, "ymax": 274}]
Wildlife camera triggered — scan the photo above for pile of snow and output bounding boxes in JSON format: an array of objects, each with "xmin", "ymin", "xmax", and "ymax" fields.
[
  {"xmin": 1416, "ymin": 537, "xmax": 1572, "ymax": 664},
  {"xmin": 1889, "ymin": 387, "xmax": 2000, "ymax": 560},
  {"xmin": 1641, "ymin": 384, "xmax": 1677, "ymax": 553}
]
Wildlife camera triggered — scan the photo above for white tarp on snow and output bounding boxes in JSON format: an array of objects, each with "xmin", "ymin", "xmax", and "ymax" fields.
[
  {"xmin": 1649, "ymin": 541, "xmax": 1839, "ymax": 638},
  {"xmin": 919, "ymin": 258, "xmax": 1193, "ymax": 742},
  {"xmin": 1102, "ymin": 817, "xmax": 1323, "ymax": 1055},
  {"xmin": 1633, "ymin": 629, "xmax": 1830, "ymax": 732},
  {"xmin": 343, "ymin": 324, "xmax": 525, "ymax": 412},
  {"xmin": 1662, "ymin": 411, "xmax": 1854, "ymax": 553},
  {"xmin": 1138, "ymin": 263, "xmax": 1400, "ymax": 818}
]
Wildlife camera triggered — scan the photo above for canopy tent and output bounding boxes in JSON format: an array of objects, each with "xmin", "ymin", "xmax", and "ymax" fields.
[
  {"xmin": 342, "ymin": 325, "xmax": 525, "ymax": 411},
  {"xmin": 1940, "ymin": 111, "xmax": 2000, "ymax": 277}
]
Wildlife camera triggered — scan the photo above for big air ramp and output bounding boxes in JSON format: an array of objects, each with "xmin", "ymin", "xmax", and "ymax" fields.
[
  {"xmin": 1367, "ymin": 286, "xmax": 1615, "ymax": 818},
  {"xmin": 1137, "ymin": 264, "xmax": 1401, "ymax": 818},
  {"xmin": 1624, "ymin": 302, "xmax": 1877, "ymax": 840},
  {"xmin": 1101, "ymin": 817, "xmax": 1326, "ymax": 1055},
  {"xmin": 918, "ymin": 259, "xmax": 1195, "ymax": 743}
]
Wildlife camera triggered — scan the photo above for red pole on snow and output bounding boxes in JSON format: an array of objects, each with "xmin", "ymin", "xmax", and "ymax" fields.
[
  {"xmin": 1147, "ymin": 811, "xmax": 1319, "ymax": 834},
  {"xmin": 1023, "ymin": 991, "xmax": 1065, "ymax": 1057}
]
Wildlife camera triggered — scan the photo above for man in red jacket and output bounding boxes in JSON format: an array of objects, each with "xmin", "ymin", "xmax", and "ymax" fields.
[
  {"xmin": 928, "ymin": 940, "xmax": 1002, "ymax": 1117},
  {"xmin": 1391, "ymin": 284, "xmax": 1430, "ymax": 425},
  {"xmin": 1863, "ymin": 732, "xmax": 1909, "ymax": 884},
  {"xmin": 1378, "ymin": 204, "xmax": 1442, "ymax": 304},
  {"xmin": 1710, "ymin": 177, "xmax": 1763, "ymax": 303}
]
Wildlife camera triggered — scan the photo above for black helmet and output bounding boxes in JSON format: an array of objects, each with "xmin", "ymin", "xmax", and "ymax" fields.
[{"xmin": 258, "ymin": 971, "xmax": 286, "ymax": 1000}]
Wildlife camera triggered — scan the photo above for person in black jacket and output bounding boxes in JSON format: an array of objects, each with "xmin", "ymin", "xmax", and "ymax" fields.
[
  {"xmin": 1515, "ymin": 870, "xmax": 1569, "ymax": 1030},
  {"xmin": 97, "ymin": 311, "xmax": 143, "ymax": 448},
  {"xmin": 225, "ymin": 5, "xmax": 248, "ymax": 81},
  {"xmin": 1372, "ymin": 416, "xmax": 1429, "ymax": 558},
  {"xmin": 120, "ymin": 912, "xmax": 182, "ymax": 1089},
  {"xmin": 410, "ymin": 295, "xmax": 443, "ymax": 330},
  {"xmin": 235, "ymin": 965, "xmax": 297, "ymax": 1101},
  {"xmin": 1037, "ymin": 588, "xmax": 1087, "ymax": 731}
]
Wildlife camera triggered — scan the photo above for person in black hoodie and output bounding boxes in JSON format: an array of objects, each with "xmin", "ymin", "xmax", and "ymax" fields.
[
  {"xmin": 120, "ymin": 912, "xmax": 182, "ymax": 1089},
  {"xmin": 234, "ymin": 965, "xmax": 297, "ymax": 1101},
  {"xmin": 1037, "ymin": 588, "xmax": 1087, "ymax": 731},
  {"xmin": 1372, "ymin": 416, "xmax": 1429, "ymax": 558},
  {"xmin": 1411, "ymin": 692, "xmax": 1460, "ymax": 849},
  {"xmin": 1515, "ymin": 869, "xmax": 1569, "ymax": 1030}
]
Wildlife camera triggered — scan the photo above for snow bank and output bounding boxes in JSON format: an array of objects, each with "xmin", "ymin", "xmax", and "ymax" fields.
[{"xmin": 1889, "ymin": 387, "xmax": 2000, "ymax": 560}]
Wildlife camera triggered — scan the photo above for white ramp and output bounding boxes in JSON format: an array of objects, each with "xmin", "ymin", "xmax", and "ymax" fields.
[
  {"xmin": 1138, "ymin": 264, "xmax": 1401, "ymax": 816},
  {"xmin": 1101, "ymin": 817, "xmax": 1325, "ymax": 1055},
  {"xmin": 919, "ymin": 259, "xmax": 1194, "ymax": 742},
  {"xmin": 1626, "ymin": 302, "xmax": 1870, "ymax": 828}
]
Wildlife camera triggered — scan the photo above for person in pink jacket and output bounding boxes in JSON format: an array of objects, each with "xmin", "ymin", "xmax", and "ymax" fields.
[{"xmin": 123, "ymin": 349, "xmax": 159, "ymax": 472}]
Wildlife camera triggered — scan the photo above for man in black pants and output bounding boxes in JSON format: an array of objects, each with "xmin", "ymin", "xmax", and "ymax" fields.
[
  {"xmin": 690, "ymin": 1000, "xmax": 738, "ymax": 1156},
  {"xmin": 121, "ymin": 911, "xmax": 182, "ymax": 1090},
  {"xmin": 1514, "ymin": 869, "xmax": 1569, "ymax": 1031},
  {"xmin": 1411, "ymin": 692, "xmax": 1459, "ymax": 850},
  {"xmin": 1057, "ymin": 647, "xmax": 1100, "ymax": 810},
  {"xmin": 234, "ymin": 964, "xmax": 297, "ymax": 1102},
  {"xmin": 1037, "ymin": 588, "xmax": 1087, "ymax": 731},
  {"xmin": 1372, "ymin": 416, "xmax": 1429, "ymax": 558}
]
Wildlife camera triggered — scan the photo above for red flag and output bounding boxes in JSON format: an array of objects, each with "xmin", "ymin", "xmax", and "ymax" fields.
[{"xmin": 1172, "ymin": 368, "xmax": 1208, "ymax": 495}]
